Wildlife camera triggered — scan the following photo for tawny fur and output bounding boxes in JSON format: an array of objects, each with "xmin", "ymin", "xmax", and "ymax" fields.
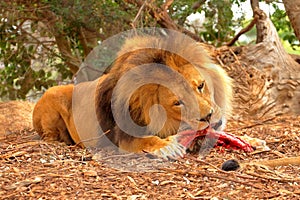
[{"xmin": 33, "ymin": 34, "xmax": 233, "ymax": 154}]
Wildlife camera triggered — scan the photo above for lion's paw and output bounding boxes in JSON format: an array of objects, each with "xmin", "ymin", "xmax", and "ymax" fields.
[{"xmin": 151, "ymin": 136, "xmax": 186, "ymax": 160}]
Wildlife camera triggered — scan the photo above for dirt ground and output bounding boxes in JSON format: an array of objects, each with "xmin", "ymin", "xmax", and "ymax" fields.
[{"xmin": 0, "ymin": 101, "xmax": 300, "ymax": 199}]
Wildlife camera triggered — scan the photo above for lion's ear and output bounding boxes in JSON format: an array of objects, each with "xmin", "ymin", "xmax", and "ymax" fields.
[{"xmin": 95, "ymin": 74, "xmax": 118, "ymax": 131}]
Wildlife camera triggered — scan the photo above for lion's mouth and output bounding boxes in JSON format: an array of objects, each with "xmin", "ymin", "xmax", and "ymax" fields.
[{"xmin": 178, "ymin": 120, "xmax": 212, "ymax": 133}]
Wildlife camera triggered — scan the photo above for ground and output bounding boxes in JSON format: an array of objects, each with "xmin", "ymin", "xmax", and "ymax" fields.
[{"xmin": 0, "ymin": 101, "xmax": 300, "ymax": 199}]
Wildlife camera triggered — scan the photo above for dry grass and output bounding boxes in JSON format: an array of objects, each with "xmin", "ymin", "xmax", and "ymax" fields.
[{"xmin": 0, "ymin": 101, "xmax": 300, "ymax": 199}]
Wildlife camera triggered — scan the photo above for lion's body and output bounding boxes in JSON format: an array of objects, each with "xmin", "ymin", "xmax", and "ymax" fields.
[
  {"xmin": 33, "ymin": 34, "xmax": 233, "ymax": 157},
  {"xmin": 32, "ymin": 84, "xmax": 78, "ymax": 145}
]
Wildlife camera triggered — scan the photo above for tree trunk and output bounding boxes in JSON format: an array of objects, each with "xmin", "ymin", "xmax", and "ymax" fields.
[
  {"xmin": 212, "ymin": 9, "xmax": 300, "ymax": 120},
  {"xmin": 128, "ymin": 1, "xmax": 300, "ymax": 120},
  {"xmin": 283, "ymin": 0, "xmax": 300, "ymax": 41}
]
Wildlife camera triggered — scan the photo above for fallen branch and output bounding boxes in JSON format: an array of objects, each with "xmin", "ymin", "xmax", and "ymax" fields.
[
  {"xmin": 3, "ymin": 176, "xmax": 42, "ymax": 190},
  {"xmin": 252, "ymin": 156, "xmax": 300, "ymax": 168}
]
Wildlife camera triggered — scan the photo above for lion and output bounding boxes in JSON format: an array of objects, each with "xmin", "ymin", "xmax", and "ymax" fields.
[{"xmin": 33, "ymin": 33, "xmax": 233, "ymax": 159}]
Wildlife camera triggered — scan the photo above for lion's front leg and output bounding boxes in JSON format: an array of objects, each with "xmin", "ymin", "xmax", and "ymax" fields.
[
  {"xmin": 118, "ymin": 130, "xmax": 199, "ymax": 160},
  {"xmin": 119, "ymin": 136, "xmax": 184, "ymax": 159}
]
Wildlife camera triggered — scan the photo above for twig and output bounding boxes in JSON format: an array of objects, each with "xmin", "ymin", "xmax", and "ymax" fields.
[
  {"xmin": 187, "ymin": 157, "xmax": 222, "ymax": 172},
  {"xmin": 19, "ymin": 27, "xmax": 62, "ymax": 59},
  {"xmin": 216, "ymin": 56, "xmax": 225, "ymax": 67},
  {"xmin": 161, "ymin": 0, "xmax": 173, "ymax": 11},
  {"xmin": 179, "ymin": 157, "xmax": 259, "ymax": 181},
  {"xmin": 41, "ymin": 142, "xmax": 61, "ymax": 159},
  {"xmin": 226, "ymin": 116, "xmax": 277, "ymax": 132},
  {"xmin": 127, "ymin": 0, "xmax": 202, "ymax": 41},
  {"xmin": 245, "ymin": 170, "xmax": 300, "ymax": 182},
  {"xmin": 72, "ymin": 130, "xmax": 111, "ymax": 147},
  {"xmin": 1, "ymin": 151, "xmax": 28, "ymax": 159},
  {"xmin": 99, "ymin": 153, "xmax": 136, "ymax": 160},
  {"xmin": 159, "ymin": 167, "xmax": 263, "ymax": 189},
  {"xmin": 131, "ymin": 0, "xmax": 147, "ymax": 33},
  {"xmin": 39, "ymin": 173, "xmax": 75, "ymax": 178},
  {"xmin": 3, "ymin": 176, "xmax": 42, "ymax": 190},
  {"xmin": 228, "ymin": 48, "xmax": 242, "ymax": 65}
]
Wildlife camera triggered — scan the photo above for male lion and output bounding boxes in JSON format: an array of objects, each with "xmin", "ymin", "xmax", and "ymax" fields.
[{"xmin": 33, "ymin": 33, "xmax": 233, "ymax": 159}]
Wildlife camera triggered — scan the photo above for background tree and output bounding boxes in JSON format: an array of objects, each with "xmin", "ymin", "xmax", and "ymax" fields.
[
  {"xmin": 0, "ymin": 0, "xmax": 299, "ymax": 118},
  {"xmin": 0, "ymin": 0, "xmax": 141, "ymax": 99},
  {"xmin": 283, "ymin": 0, "xmax": 300, "ymax": 42}
]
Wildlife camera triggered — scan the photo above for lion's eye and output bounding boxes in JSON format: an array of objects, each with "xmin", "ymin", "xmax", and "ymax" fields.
[
  {"xmin": 173, "ymin": 100, "xmax": 184, "ymax": 106},
  {"xmin": 198, "ymin": 82, "xmax": 205, "ymax": 93}
]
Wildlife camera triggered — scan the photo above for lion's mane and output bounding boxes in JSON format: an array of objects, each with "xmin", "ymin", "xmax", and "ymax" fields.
[{"xmin": 93, "ymin": 34, "xmax": 232, "ymax": 147}]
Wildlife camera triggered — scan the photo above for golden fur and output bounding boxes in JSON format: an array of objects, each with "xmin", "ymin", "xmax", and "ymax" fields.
[
  {"xmin": 32, "ymin": 84, "xmax": 77, "ymax": 144},
  {"xmin": 33, "ymin": 34, "xmax": 233, "ymax": 155}
]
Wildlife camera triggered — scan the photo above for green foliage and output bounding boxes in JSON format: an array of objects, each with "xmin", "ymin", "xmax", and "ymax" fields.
[
  {"xmin": 0, "ymin": 0, "xmax": 137, "ymax": 100},
  {"xmin": 0, "ymin": 0, "xmax": 299, "ymax": 100},
  {"xmin": 0, "ymin": 13, "xmax": 57, "ymax": 100},
  {"xmin": 202, "ymin": 0, "xmax": 235, "ymax": 46},
  {"xmin": 169, "ymin": 1, "xmax": 195, "ymax": 26},
  {"xmin": 271, "ymin": 4, "xmax": 299, "ymax": 51},
  {"xmin": 170, "ymin": 0, "xmax": 245, "ymax": 46},
  {"xmin": 46, "ymin": 0, "xmax": 134, "ymax": 36}
]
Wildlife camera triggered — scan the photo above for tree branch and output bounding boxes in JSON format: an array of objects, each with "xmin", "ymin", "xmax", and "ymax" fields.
[
  {"xmin": 126, "ymin": 0, "xmax": 203, "ymax": 42},
  {"xmin": 192, "ymin": 0, "xmax": 206, "ymax": 10},
  {"xmin": 19, "ymin": 27, "xmax": 62, "ymax": 60},
  {"xmin": 161, "ymin": 0, "xmax": 173, "ymax": 11},
  {"xmin": 250, "ymin": 0, "xmax": 259, "ymax": 16},
  {"xmin": 226, "ymin": 16, "xmax": 258, "ymax": 46},
  {"xmin": 248, "ymin": 8, "xmax": 299, "ymax": 71},
  {"xmin": 78, "ymin": 27, "xmax": 99, "ymax": 57},
  {"xmin": 38, "ymin": 10, "xmax": 81, "ymax": 74},
  {"xmin": 131, "ymin": 0, "xmax": 147, "ymax": 32},
  {"xmin": 283, "ymin": 0, "xmax": 300, "ymax": 41}
]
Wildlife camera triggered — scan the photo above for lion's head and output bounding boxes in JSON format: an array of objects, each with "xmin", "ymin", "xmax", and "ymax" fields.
[{"xmin": 95, "ymin": 34, "xmax": 232, "ymax": 142}]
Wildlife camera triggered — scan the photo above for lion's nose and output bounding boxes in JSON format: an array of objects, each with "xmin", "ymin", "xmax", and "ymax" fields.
[{"xmin": 198, "ymin": 109, "xmax": 213, "ymax": 123}]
